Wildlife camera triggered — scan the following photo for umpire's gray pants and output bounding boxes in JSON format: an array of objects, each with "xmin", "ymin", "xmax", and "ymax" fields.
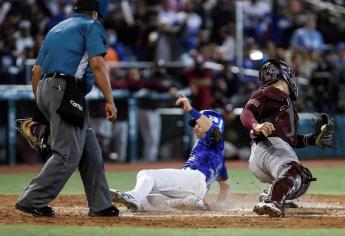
[
  {"xmin": 16, "ymin": 77, "xmax": 112, "ymax": 212},
  {"xmin": 248, "ymin": 137, "xmax": 299, "ymax": 184}
]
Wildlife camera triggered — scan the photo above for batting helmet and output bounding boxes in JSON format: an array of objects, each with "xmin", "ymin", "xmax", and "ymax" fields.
[
  {"xmin": 259, "ymin": 58, "xmax": 298, "ymax": 101},
  {"xmin": 189, "ymin": 110, "xmax": 224, "ymax": 133},
  {"xmin": 73, "ymin": 0, "xmax": 109, "ymax": 18}
]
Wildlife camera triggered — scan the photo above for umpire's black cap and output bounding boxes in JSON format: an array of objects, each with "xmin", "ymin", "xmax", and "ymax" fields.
[
  {"xmin": 73, "ymin": 0, "xmax": 98, "ymax": 12},
  {"xmin": 73, "ymin": 0, "xmax": 108, "ymax": 18}
]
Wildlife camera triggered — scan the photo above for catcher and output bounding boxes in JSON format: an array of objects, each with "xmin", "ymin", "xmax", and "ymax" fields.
[{"xmin": 240, "ymin": 59, "xmax": 333, "ymax": 217}]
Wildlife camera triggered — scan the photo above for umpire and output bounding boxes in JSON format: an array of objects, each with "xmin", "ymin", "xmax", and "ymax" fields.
[{"xmin": 15, "ymin": 0, "xmax": 119, "ymax": 217}]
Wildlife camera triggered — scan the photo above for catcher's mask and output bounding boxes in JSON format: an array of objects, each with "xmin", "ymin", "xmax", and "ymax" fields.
[
  {"xmin": 259, "ymin": 58, "xmax": 298, "ymax": 101},
  {"xmin": 189, "ymin": 110, "xmax": 224, "ymax": 133},
  {"xmin": 73, "ymin": 0, "xmax": 109, "ymax": 18}
]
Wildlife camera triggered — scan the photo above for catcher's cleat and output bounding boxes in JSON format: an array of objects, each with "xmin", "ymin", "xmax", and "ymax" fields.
[
  {"xmin": 259, "ymin": 189, "xmax": 298, "ymax": 208},
  {"xmin": 15, "ymin": 203, "xmax": 55, "ymax": 217},
  {"xmin": 259, "ymin": 189, "xmax": 269, "ymax": 202},
  {"xmin": 110, "ymin": 189, "xmax": 140, "ymax": 211},
  {"xmin": 88, "ymin": 205, "xmax": 119, "ymax": 217},
  {"xmin": 253, "ymin": 201, "xmax": 284, "ymax": 217}
]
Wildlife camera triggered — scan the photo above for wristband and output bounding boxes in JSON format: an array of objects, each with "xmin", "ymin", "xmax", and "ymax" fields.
[
  {"xmin": 189, "ymin": 108, "xmax": 201, "ymax": 120},
  {"xmin": 304, "ymin": 133, "xmax": 316, "ymax": 146}
]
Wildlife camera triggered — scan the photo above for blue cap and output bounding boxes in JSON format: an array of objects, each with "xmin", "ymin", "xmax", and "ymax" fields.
[{"xmin": 73, "ymin": 0, "xmax": 108, "ymax": 18}]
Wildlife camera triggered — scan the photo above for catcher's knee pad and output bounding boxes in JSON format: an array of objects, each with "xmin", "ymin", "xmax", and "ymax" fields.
[{"xmin": 269, "ymin": 161, "xmax": 316, "ymax": 204}]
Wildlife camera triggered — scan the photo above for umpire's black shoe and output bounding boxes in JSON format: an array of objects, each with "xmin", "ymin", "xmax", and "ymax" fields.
[
  {"xmin": 15, "ymin": 203, "xmax": 55, "ymax": 217},
  {"xmin": 88, "ymin": 205, "xmax": 119, "ymax": 217}
]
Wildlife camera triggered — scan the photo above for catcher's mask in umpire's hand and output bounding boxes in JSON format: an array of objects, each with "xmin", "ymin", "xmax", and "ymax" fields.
[
  {"xmin": 259, "ymin": 58, "xmax": 298, "ymax": 101},
  {"xmin": 189, "ymin": 110, "xmax": 224, "ymax": 133},
  {"xmin": 73, "ymin": 0, "xmax": 109, "ymax": 18}
]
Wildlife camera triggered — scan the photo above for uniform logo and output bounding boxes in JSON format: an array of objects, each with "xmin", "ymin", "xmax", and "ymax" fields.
[
  {"xmin": 208, "ymin": 115, "xmax": 219, "ymax": 123},
  {"xmin": 70, "ymin": 100, "xmax": 83, "ymax": 111},
  {"xmin": 189, "ymin": 154, "xmax": 196, "ymax": 161},
  {"xmin": 280, "ymin": 105, "xmax": 288, "ymax": 111},
  {"xmin": 248, "ymin": 99, "xmax": 260, "ymax": 107}
]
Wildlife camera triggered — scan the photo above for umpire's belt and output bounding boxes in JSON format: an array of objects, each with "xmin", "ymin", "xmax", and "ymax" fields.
[{"xmin": 42, "ymin": 72, "xmax": 77, "ymax": 82}]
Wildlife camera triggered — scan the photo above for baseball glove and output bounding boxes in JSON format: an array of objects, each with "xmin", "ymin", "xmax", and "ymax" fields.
[
  {"xmin": 15, "ymin": 118, "xmax": 51, "ymax": 151},
  {"xmin": 313, "ymin": 113, "xmax": 334, "ymax": 148}
]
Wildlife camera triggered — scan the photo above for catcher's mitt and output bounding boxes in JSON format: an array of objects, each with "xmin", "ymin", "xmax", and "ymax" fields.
[
  {"xmin": 313, "ymin": 113, "xmax": 334, "ymax": 148},
  {"xmin": 15, "ymin": 118, "xmax": 51, "ymax": 151}
]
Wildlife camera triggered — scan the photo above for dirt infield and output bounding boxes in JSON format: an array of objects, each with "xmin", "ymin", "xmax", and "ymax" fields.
[
  {"xmin": 1, "ymin": 159, "xmax": 345, "ymax": 228},
  {"xmin": 1, "ymin": 193, "xmax": 345, "ymax": 228}
]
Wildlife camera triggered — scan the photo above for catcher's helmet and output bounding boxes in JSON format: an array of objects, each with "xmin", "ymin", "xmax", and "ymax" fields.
[
  {"xmin": 73, "ymin": 0, "xmax": 108, "ymax": 18},
  {"xmin": 259, "ymin": 58, "xmax": 298, "ymax": 101},
  {"xmin": 189, "ymin": 110, "xmax": 224, "ymax": 133}
]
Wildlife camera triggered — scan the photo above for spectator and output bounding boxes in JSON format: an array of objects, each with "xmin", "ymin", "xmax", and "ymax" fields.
[
  {"xmin": 0, "ymin": 40, "xmax": 18, "ymax": 84},
  {"xmin": 267, "ymin": 1, "xmax": 293, "ymax": 47},
  {"xmin": 179, "ymin": 0, "xmax": 203, "ymax": 51},
  {"xmin": 184, "ymin": 53, "xmax": 214, "ymax": 110},
  {"xmin": 290, "ymin": 13, "xmax": 324, "ymax": 53},
  {"xmin": 133, "ymin": 9, "xmax": 160, "ymax": 61},
  {"xmin": 111, "ymin": 67, "xmax": 176, "ymax": 162},
  {"xmin": 223, "ymin": 103, "xmax": 251, "ymax": 160},
  {"xmin": 334, "ymin": 42, "xmax": 345, "ymax": 112},
  {"xmin": 243, "ymin": 0, "xmax": 271, "ymax": 45},
  {"xmin": 15, "ymin": 20, "xmax": 34, "ymax": 56},
  {"xmin": 210, "ymin": 0, "xmax": 235, "ymax": 45},
  {"xmin": 155, "ymin": 0, "xmax": 184, "ymax": 61},
  {"xmin": 309, "ymin": 49, "xmax": 338, "ymax": 114},
  {"xmin": 212, "ymin": 63, "xmax": 239, "ymax": 109},
  {"xmin": 2, "ymin": 0, "xmax": 345, "ymax": 164},
  {"xmin": 218, "ymin": 23, "xmax": 236, "ymax": 63}
]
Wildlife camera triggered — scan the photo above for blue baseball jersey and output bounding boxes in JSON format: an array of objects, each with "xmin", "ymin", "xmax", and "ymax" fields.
[
  {"xmin": 183, "ymin": 125, "xmax": 228, "ymax": 188},
  {"xmin": 35, "ymin": 13, "xmax": 107, "ymax": 93}
]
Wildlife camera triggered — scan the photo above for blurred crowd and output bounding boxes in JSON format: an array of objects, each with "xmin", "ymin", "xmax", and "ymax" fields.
[
  {"xmin": 2, "ymin": 0, "xmax": 345, "ymax": 113},
  {"xmin": 1, "ymin": 0, "xmax": 345, "ymax": 163}
]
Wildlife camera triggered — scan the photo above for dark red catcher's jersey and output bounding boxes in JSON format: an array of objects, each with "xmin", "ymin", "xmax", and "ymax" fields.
[{"xmin": 241, "ymin": 86, "xmax": 299, "ymax": 146}]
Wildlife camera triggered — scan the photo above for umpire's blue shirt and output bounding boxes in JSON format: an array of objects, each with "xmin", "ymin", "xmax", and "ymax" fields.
[
  {"xmin": 183, "ymin": 125, "xmax": 228, "ymax": 188},
  {"xmin": 35, "ymin": 13, "xmax": 107, "ymax": 93}
]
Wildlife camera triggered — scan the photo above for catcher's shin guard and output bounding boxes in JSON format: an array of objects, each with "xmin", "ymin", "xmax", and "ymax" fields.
[{"xmin": 269, "ymin": 161, "xmax": 316, "ymax": 205}]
